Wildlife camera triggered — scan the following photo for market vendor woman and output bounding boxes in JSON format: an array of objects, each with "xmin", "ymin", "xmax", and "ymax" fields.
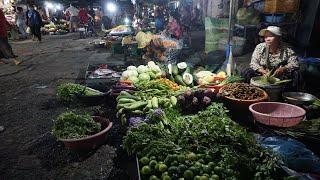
[{"xmin": 242, "ymin": 26, "xmax": 300, "ymax": 90}]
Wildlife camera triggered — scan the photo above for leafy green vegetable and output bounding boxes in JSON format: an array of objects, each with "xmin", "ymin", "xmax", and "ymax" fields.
[
  {"xmin": 52, "ymin": 111, "xmax": 101, "ymax": 139},
  {"xmin": 124, "ymin": 104, "xmax": 285, "ymax": 179},
  {"xmin": 57, "ymin": 83, "xmax": 102, "ymax": 102}
]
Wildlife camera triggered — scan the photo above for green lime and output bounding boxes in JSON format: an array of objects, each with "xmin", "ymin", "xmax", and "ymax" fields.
[
  {"xmin": 177, "ymin": 154, "xmax": 186, "ymax": 163},
  {"xmin": 211, "ymin": 174, "xmax": 219, "ymax": 180},
  {"xmin": 197, "ymin": 159, "xmax": 205, "ymax": 164},
  {"xmin": 204, "ymin": 154, "xmax": 212, "ymax": 163},
  {"xmin": 140, "ymin": 157, "xmax": 150, "ymax": 165},
  {"xmin": 141, "ymin": 165, "xmax": 152, "ymax": 175},
  {"xmin": 159, "ymin": 163, "xmax": 168, "ymax": 172},
  {"xmin": 202, "ymin": 165, "xmax": 211, "ymax": 173},
  {"xmin": 162, "ymin": 175, "xmax": 171, "ymax": 180},
  {"xmin": 214, "ymin": 166, "xmax": 223, "ymax": 173},
  {"xmin": 207, "ymin": 162, "xmax": 215, "ymax": 169},
  {"xmin": 149, "ymin": 175, "xmax": 159, "ymax": 180},
  {"xmin": 168, "ymin": 166, "xmax": 178, "ymax": 175},
  {"xmin": 186, "ymin": 152, "xmax": 197, "ymax": 161},
  {"xmin": 194, "ymin": 175, "xmax": 201, "ymax": 180},
  {"xmin": 161, "ymin": 172, "xmax": 169, "ymax": 179},
  {"xmin": 178, "ymin": 164, "xmax": 188, "ymax": 174},
  {"xmin": 189, "ymin": 166, "xmax": 199, "ymax": 175},
  {"xmin": 150, "ymin": 156, "xmax": 157, "ymax": 160},
  {"xmin": 171, "ymin": 160, "xmax": 179, "ymax": 166},
  {"xmin": 149, "ymin": 160, "xmax": 158, "ymax": 168},
  {"xmin": 183, "ymin": 170, "xmax": 194, "ymax": 180},
  {"xmin": 199, "ymin": 175, "xmax": 209, "ymax": 180}
]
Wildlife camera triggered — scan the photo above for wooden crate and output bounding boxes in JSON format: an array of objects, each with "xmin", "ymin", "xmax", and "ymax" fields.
[{"xmin": 264, "ymin": 0, "xmax": 300, "ymax": 13}]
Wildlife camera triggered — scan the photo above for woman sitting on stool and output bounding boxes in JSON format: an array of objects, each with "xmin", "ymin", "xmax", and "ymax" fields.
[{"xmin": 242, "ymin": 26, "xmax": 300, "ymax": 90}]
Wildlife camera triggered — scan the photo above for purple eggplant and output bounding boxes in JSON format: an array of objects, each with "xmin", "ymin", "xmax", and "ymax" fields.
[{"xmin": 202, "ymin": 96, "xmax": 211, "ymax": 105}]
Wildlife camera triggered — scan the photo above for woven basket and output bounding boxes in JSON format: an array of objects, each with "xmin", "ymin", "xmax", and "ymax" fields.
[
  {"xmin": 264, "ymin": 0, "xmax": 300, "ymax": 13},
  {"xmin": 249, "ymin": 102, "xmax": 305, "ymax": 127}
]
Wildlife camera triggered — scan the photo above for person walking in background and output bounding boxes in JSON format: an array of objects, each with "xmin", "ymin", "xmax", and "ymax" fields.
[
  {"xmin": 66, "ymin": 4, "xmax": 79, "ymax": 32},
  {"xmin": 15, "ymin": 7, "xmax": 27, "ymax": 39},
  {"xmin": 154, "ymin": 7, "xmax": 165, "ymax": 33},
  {"xmin": 27, "ymin": 5, "xmax": 43, "ymax": 42},
  {"xmin": 78, "ymin": 7, "xmax": 89, "ymax": 25},
  {"xmin": 0, "ymin": 8, "xmax": 22, "ymax": 65}
]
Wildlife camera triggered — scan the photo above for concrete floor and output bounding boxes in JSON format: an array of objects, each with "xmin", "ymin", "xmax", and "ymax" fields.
[{"xmin": 0, "ymin": 33, "xmax": 136, "ymax": 179}]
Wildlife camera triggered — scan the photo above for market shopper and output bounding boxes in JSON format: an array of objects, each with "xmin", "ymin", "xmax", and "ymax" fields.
[
  {"xmin": 66, "ymin": 4, "xmax": 79, "ymax": 32},
  {"xmin": 0, "ymin": 9, "xmax": 22, "ymax": 65},
  {"xmin": 242, "ymin": 26, "xmax": 300, "ymax": 90},
  {"xmin": 166, "ymin": 15, "xmax": 183, "ymax": 39},
  {"xmin": 27, "ymin": 5, "xmax": 43, "ymax": 42},
  {"xmin": 78, "ymin": 7, "xmax": 89, "ymax": 25},
  {"xmin": 155, "ymin": 7, "xmax": 165, "ymax": 32},
  {"xmin": 15, "ymin": 7, "xmax": 27, "ymax": 39}
]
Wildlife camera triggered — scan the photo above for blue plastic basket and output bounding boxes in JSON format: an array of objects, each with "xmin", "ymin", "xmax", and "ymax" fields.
[{"xmin": 264, "ymin": 14, "xmax": 285, "ymax": 23}]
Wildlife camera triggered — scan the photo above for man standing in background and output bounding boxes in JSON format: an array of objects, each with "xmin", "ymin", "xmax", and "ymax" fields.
[{"xmin": 65, "ymin": 4, "xmax": 79, "ymax": 32}]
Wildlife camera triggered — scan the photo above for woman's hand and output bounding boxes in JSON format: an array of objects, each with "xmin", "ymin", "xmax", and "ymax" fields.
[
  {"xmin": 274, "ymin": 67, "xmax": 286, "ymax": 77},
  {"xmin": 258, "ymin": 68, "xmax": 269, "ymax": 75}
]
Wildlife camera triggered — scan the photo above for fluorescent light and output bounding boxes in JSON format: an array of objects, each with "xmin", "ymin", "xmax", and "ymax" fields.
[
  {"xmin": 106, "ymin": 2, "xmax": 117, "ymax": 13},
  {"xmin": 45, "ymin": 2, "xmax": 54, "ymax": 9}
]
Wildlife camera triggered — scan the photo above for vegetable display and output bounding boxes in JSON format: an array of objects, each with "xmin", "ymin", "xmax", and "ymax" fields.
[
  {"xmin": 177, "ymin": 89, "xmax": 216, "ymax": 113},
  {"xmin": 52, "ymin": 112, "xmax": 101, "ymax": 139},
  {"xmin": 123, "ymin": 104, "xmax": 285, "ymax": 179},
  {"xmin": 57, "ymin": 83, "xmax": 103, "ymax": 102},
  {"xmin": 165, "ymin": 62, "xmax": 195, "ymax": 87},
  {"xmin": 220, "ymin": 83, "xmax": 266, "ymax": 100}
]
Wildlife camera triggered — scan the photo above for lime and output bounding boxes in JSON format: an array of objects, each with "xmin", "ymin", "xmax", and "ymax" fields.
[
  {"xmin": 159, "ymin": 163, "xmax": 168, "ymax": 172},
  {"xmin": 183, "ymin": 170, "xmax": 194, "ymax": 180},
  {"xmin": 224, "ymin": 168, "xmax": 233, "ymax": 175},
  {"xmin": 162, "ymin": 175, "xmax": 172, "ymax": 180},
  {"xmin": 149, "ymin": 160, "xmax": 157, "ymax": 168},
  {"xmin": 149, "ymin": 175, "xmax": 159, "ymax": 180},
  {"xmin": 207, "ymin": 162, "xmax": 215, "ymax": 169},
  {"xmin": 140, "ymin": 157, "xmax": 150, "ymax": 165},
  {"xmin": 161, "ymin": 172, "xmax": 169, "ymax": 179},
  {"xmin": 202, "ymin": 165, "xmax": 211, "ymax": 173},
  {"xmin": 197, "ymin": 159, "xmax": 205, "ymax": 164},
  {"xmin": 189, "ymin": 166, "xmax": 199, "ymax": 175},
  {"xmin": 171, "ymin": 160, "xmax": 179, "ymax": 166},
  {"xmin": 186, "ymin": 152, "xmax": 197, "ymax": 161},
  {"xmin": 150, "ymin": 156, "xmax": 157, "ymax": 160},
  {"xmin": 168, "ymin": 166, "xmax": 178, "ymax": 175},
  {"xmin": 155, "ymin": 163, "xmax": 160, "ymax": 172},
  {"xmin": 204, "ymin": 154, "xmax": 212, "ymax": 163},
  {"xmin": 194, "ymin": 162, "xmax": 202, "ymax": 168},
  {"xmin": 178, "ymin": 164, "xmax": 187, "ymax": 174},
  {"xmin": 177, "ymin": 154, "xmax": 186, "ymax": 163},
  {"xmin": 214, "ymin": 166, "xmax": 223, "ymax": 173},
  {"xmin": 141, "ymin": 165, "xmax": 152, "ymax": 175},
  {"xmin": 211, "ymin": 174, "xmax": 219, "ymax": 180},
  {"xmin": 199, "ymin": 175, "xmax": 209, "ymax": 180},
  {"xmin": 194, "ymin": 175, "xmax": 201, "ymax": 180}
]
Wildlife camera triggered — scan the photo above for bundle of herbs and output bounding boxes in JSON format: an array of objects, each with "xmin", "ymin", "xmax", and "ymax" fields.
[
  {"xmin": 57, "ymin": 83, "xmax": 103, "ymax": 102},
  {"xmin": 123, "ymin": 103, "xmax": 286, "ymax": 179},
  {"xmin": 52, "ymin": 111, "xmax": 101, "ymax": 139},
  {"xmin": 275, "ymin": 118, "xmax": 320, "ymax": 143}
]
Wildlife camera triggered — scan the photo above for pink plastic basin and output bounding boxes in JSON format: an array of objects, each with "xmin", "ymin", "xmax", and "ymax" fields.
[{"xmin": 249, "ymin": 102, "xmax": 306, "ymax": 127}]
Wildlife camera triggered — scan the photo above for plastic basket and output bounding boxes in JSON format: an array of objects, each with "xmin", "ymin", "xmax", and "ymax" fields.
[
  {"xmin": 249, "ymin": 102, "xmax": 306, "ymax": 127},
  {"xmin": 264, "ymin": 0, "xmax": 300, "ymax": 13}
]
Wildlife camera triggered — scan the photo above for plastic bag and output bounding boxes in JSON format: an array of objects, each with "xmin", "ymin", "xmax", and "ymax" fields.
[{"xmin": 256, "ymin": 135, "xmax": 320, "ymax": 173}]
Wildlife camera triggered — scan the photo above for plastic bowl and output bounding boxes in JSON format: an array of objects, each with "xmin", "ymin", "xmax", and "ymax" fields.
[
  {"xmin": 249, "ymin": 102, "xmax": 306, "ymax": 127},
  {"xmin": 59, "ymin": 116, "xmax": 113, "ymax": 152}
]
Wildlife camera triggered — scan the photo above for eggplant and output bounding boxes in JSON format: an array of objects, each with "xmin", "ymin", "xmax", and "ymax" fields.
[
  {"xmin": 177, "ymin": 95, "xmax": 185, "ymax": 103},
  {"xmin": 202, "ymin": 96, "xmax": 211, "ymax": 105},
  {"xmin": 192, "ymin": 97, "xmax": 199, "ymax": 106},
  {"xmin": 184, "ymin": 89, "xmax": 193, "ymax": 99},
  {"xmin": 203, "ymin": 89, "xmax": 214, "ymax": 98}
]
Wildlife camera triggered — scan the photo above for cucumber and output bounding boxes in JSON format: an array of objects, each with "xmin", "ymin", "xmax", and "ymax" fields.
[
  {"xmin": 172, "ymin": 65, "xmax": 179, "ymax": 75},
  {"xmin": 175, "ymin": 75, "xmax": 186, "ymax": 86},
  {"xmin": 169, "ymin": 74, "xmax": 175, "ymax": 82},
  {"xmin": 184, "ymin": 67, "xmax": 191, "ymax": 74}
]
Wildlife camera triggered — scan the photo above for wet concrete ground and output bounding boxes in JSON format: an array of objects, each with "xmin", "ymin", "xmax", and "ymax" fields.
[{"xmin": 0, "ymin": 33, "xmax": 139, "ymax": 179}]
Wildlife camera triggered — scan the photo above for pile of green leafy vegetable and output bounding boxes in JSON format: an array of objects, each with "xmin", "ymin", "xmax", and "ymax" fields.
[
  {"xmin": 123, "ymin": 104, "xmax": 286, "ymax": 179},
  {"xmin": 52, "ymin": 111, "xmax": 101, "ymax": 139},
  {"xmin": 57, "ymin": 83, "xmax": 102, "ymax": 102}
]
